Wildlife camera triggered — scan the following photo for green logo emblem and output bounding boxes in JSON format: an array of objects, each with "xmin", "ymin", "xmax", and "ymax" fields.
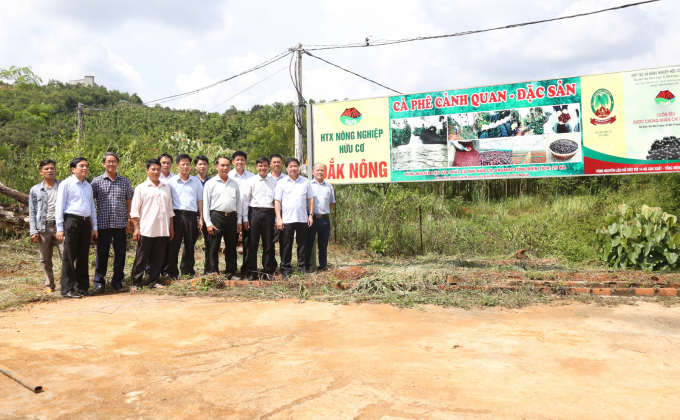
[{"xmin": 591, "ymin": 89, "xmax": 614, "ymax": 118}]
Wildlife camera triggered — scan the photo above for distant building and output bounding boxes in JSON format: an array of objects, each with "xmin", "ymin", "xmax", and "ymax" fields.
[{"xmin": 68, "ymin": 75, "xmax": 98, "ymax": 87}]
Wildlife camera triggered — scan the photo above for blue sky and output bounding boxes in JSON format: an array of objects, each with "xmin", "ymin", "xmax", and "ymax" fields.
[{"xmin": 1, "ymin": 0, "xmax": 675, "ymax": 113}]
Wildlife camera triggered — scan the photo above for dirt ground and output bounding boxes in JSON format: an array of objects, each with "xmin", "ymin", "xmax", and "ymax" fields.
[{"xmin": 1, "ymin": 296, "xmax": 679, "ymax": 419}]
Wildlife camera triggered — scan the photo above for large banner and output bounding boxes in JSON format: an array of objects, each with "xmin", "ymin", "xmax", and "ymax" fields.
[{"xmin": 310, "ymin": 65, "xmax": 680, "ymax": 184}]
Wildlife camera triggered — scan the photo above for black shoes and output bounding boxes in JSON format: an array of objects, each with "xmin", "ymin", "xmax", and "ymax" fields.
[
  {"xmin": 77, "ymin": 289, "xmax": 93, "ymax": 297},
  {"xmin": 94, "ymin": 285, "xmax": 105, "ymax": 294},
  {"xmin": 62, "ymin": 291, "xmax": 82, "ymax": 299},
  {"xmin": 113, "ymin": 285, "xmax": 125, "ymax": 292}
]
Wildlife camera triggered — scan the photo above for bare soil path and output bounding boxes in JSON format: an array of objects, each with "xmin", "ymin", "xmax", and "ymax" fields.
[{"xmin": 1, "ymin": 296, "xmax": 679, "ymax": 419}]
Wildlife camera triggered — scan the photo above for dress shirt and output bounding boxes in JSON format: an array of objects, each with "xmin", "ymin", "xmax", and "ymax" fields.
[
  {"xmin": 160, "ymin": 172, "xmax": 177, "ymax": 183},
  {"xmin": 55, "ymin": 175, "xmax": 98, "ymax": 232},
  {"xmin": 310, "ymin": 179, "xmax": 336, "ymax": 215},
  {"xmin": 130, "ymin": 178, "xmax": 175, "ymax": 237},
  {"xmin": 268, "ymin": 172, "xmax": 287, "ymax": 182},
  {"xmin": 242, "ymin": 174, "xmax": 277, "ymax": 222},
  {"xmin": 274, "ymin": 176, "xmax": 315, "ymax": 224},
  {"xmin": 92, "ymin": 173, "xmax": 134, "ymax": 230},
  {"xmin": 167, "ymin": 175, "xmax": 203, "ymax": 212},
  {"xmin": 228, "ymin": 169, "xmax": 255, "ymax": 188},
  {"xmin": 203, "ymin": 176, "xmax": 242, "ymax": 226}
]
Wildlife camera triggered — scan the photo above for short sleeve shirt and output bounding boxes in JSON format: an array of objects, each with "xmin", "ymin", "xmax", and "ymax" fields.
[
  {"xmin": 91, "ymin": 173, "xmax": 135, "ymax": 230},
  {"xmin": 274, "ymin": 176, "xmax": 315, "ymax": 224},
  {"xmin": 167, "ymin": 175, "xmax": 203, "ymax": 212},
  {"xmin": 310, "ymin": 180, "xmax": 336, "ymax": 215}
]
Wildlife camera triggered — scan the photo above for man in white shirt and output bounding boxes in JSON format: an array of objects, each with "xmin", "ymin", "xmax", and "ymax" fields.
[
  {"xmin": 242, "ymin": 156, "xmax": 277, "ymax": 280},
  {"xmin": 166, "ymin": 154, "xmax": 204, "ymax": 279},
  {"xmin": 306, "ymin": 163, "xmax": 336, "ymax": 272},
  {"xmin": 268, "ymin": 153, "xmax": 287, "ymax": 182},
  {"xmin": 158, "ymin": 153, "xmax": 177, "ymax": 183},
  {"xmin": 130, "ymin": 159, "xmax": 175, "ymax": 288},
  {"xmin": 274, "ymin": 158, "xmax": 315, "ymax": 278},
  {"xmin": 55, "ymin": 157, "xmax": 98, "ymax": 298},
  {"xmin": 228, "ymin": 151, "xmax": 254, "ymax": 275},
  {"xmin": 204, "ymin": 156, "xmax": 242, "ymax": 278}
]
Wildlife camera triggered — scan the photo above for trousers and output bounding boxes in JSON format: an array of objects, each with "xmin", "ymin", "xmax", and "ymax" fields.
[
  {"xmin": 94, "ymin": 227, "xmax": 127, "ymax": 289},
  {"xmin": 131, "ymin": 236, "xmax": 169, "ymax": 286},
  {"xmin": 247, "ymin": 208, "xmax": 276, "ymax": 274},
  {"xmin": 281, "ymin": 222, "xmax": 308, "ymax": 275},
  {"xmin": 38, "ymin": 221, "xmax": 63, "ymax": 288},
  {"xmin": 306, "ymin": 217, "xmax": 331, "ymax": 270},
  {"xmin": 201, "ymin": 223, "xmax": 211, "ymax": 274},
  {"xmin": 207, "ymin": 212, "xmax": 238, "ymax": 275},
  {"xmin": 167, "ymin": 211, "xmax": 199, "ymax": 278},
  {"xmin": 60, "ymin": 215, "xmax": 92, "ymax": 295},
  {"xmin": 239, "ymin": 208, "xmax": 252, "ymax": 274}
]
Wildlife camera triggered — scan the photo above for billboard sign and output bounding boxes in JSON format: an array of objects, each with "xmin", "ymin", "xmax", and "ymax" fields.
[{"xmin": 308, "ymin": 65, "xmax": 680, "ymax": 184}]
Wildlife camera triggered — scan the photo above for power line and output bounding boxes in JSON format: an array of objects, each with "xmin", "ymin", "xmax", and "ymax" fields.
[
  {"xmin": 304, "ymin": 51, "xmax": 403, "ymax": 95},
  {"xmin": 303, "ymin": 0, "xmax": 660, "ymax": 51},
  {"xmin": 206, "ymin": 65, "xmax": 288, "ymax": 112}
]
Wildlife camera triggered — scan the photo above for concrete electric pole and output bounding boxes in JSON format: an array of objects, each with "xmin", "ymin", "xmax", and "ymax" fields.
[
  {"xmin": 76, "ymin": 103, "xmax": 83, "ymax": 146},
  {"xmin": 294, "ymin": 43, "xmax": 304, "ymax": 165}
]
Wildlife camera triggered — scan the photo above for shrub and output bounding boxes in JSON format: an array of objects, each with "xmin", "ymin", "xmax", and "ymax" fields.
[{"xmin": 596, "ymin": 204, "xmax": 680, "ymax": 270}]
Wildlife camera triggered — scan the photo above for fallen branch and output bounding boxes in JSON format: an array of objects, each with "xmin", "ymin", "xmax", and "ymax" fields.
[{"xmin": 0, "ymin": 181, "xmax": 28, "ymax": 205}]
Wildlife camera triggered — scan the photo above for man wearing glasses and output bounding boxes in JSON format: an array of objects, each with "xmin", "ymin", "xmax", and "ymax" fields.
[{"xmin": 91, "ymin": 152, "xmax": 134, "ymax": 293}]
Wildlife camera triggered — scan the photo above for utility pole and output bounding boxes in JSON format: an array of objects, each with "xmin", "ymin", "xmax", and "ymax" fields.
[
  {"xmin": 294, "ymin": 43, "xmax": 304, "ymax": 165},
  {"xmin": 76, "ymin": 103, "xmax": 83, "ymax": 146}
]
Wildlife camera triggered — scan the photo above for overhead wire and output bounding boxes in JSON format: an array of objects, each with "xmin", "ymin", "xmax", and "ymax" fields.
[
  {"xmin": 303, "ymin": 51, "xmax": 403, "ymax": 95},
  {"xmin": 206, "ymin": 65, "xmax": 289, "ymax": 112},
  {"xmin": 302, "ymin": 0, "xmax": 660, "ymax": 51}
]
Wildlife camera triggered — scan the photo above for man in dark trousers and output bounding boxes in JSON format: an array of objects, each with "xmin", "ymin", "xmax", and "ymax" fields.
[
  {"xmin": 203, "ymin": 156, "xmax": 242, "ymax": 279},
  {"xmin": 242, "ymin": 156, "xmax": 277, "ymax": 280},
  {"xmin": 194, "ymin": 154, "xmax": 212, "ymax": 274},
  {"xmin": 274, "ymin": 158, "xmax": 314, "ymax": 279},
  {"xmin": 130, "ymin": 159, "xmax": 175, "ymax": 289},
  {"xmin": 228, "ymin": 151, "xmax": 254, "ymax": 275},
  {"xmin": 29, "ymin": 159, "xmax": 63, "ymax": 294},
  {"xmin": 306, "ymin": 163, "xmax": 336, "ymax": 272},
  {"xmin": 91, "ymin": 152, "xmax": 134, "ymax": 293},
  {"xmin": 55, "ymin": 157, "xmax": 98, "ymax": 298},
  {"xmin": 166, "ymin": 154, "xmax": 204, "ymax": 279}
]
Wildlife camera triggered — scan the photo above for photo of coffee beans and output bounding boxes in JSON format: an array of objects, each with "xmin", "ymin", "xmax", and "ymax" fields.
[
  {"xmin": 549, "ymin": 139, "xmax": 579, "ymax": 155},
  {"xmin": 480, "ymin": 151, "xmax": 512, "ymax": 166},
  {"xmin": 646, "ymin": 136, "xmax": 680, "ymax": 160}
]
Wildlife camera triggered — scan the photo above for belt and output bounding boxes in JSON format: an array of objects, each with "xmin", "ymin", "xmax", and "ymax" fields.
[
  {"xmin": 64, "ymin": 213, "xmax": 90, "ymax": 220},
  {"xmin": 313, "ymin": 214, "xmax": 329, "ymax": 219},
  {"xmin": 45, "ymin": 220, "xmax": 56, "ymax": 224},
  {"xmin": 175, "ymin": 210, "xmax": 198, "ymax": 216},
  {"xmin": 251, "ymin": 207, "xmax": 274, "ymax": 212},
  {"xmin": 212, "ymin": 211, "xmax": 236, "ymax": 217}
]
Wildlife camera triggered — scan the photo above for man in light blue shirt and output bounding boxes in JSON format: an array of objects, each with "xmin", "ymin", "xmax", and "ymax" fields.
[
  {"xmin": 55, "ymin": 157, "xmax": 98, "ymax": 298},
  {"xmin": 306, "ymin": 163, "xmax": 336, "ymax": 272},
  {"xmin": 274, "ymin": 158, "xmax": 314, "ymax": 278},
  {"xmin": 166, "ymin": 154, "xmax": 204, "ymax": 279}
]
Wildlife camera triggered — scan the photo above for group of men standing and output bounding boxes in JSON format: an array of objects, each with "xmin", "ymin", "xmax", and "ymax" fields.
[{"xmin": 28, "ymin": 151, "xmax": 335, "ymax": 298}]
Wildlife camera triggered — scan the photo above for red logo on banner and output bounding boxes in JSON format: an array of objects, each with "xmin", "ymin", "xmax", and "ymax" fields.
[{"xmin": 590, "ymin": 116, "xmax": 617, "ymax": 125}]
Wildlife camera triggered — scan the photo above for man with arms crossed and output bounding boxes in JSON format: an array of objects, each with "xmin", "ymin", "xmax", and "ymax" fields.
[
  {"xmin": 130, "ymin": 159, "xmax": 174, "ymax": 289},
  {"xmin": 204, "ymin": 156, "xmax": 242, "ymax": 279},
  {"xmin": 194, "ymin": 154, "xmax": 212, "ymax": 274},
  {"xmin": 306, "ymin": 163, "xmax": 336, "ymax": 272},
  {"xmin": 242, "ymin": 157, "xmax": 277, "ymax": 280},
  {"xmin": 166, "ymin": 154, "xmax": 204, "ymax": 279},
  {"xmin": 91, "ymin": 152, "xmax": 134, "ymax": 293},
  {"xmin": 228, "ymin": 151, "xmax": 254, "ymax": 275},
  {"xmin": 56, "ymin": 157, "xmax": 98, "ymax": 298},
  {"xmin": 274, "ymin": 158, "xmax": 314, "ymax": 278},
  {"xmin": 29, "ymin": 159, "xmax": 63, "ymax": 294}
]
